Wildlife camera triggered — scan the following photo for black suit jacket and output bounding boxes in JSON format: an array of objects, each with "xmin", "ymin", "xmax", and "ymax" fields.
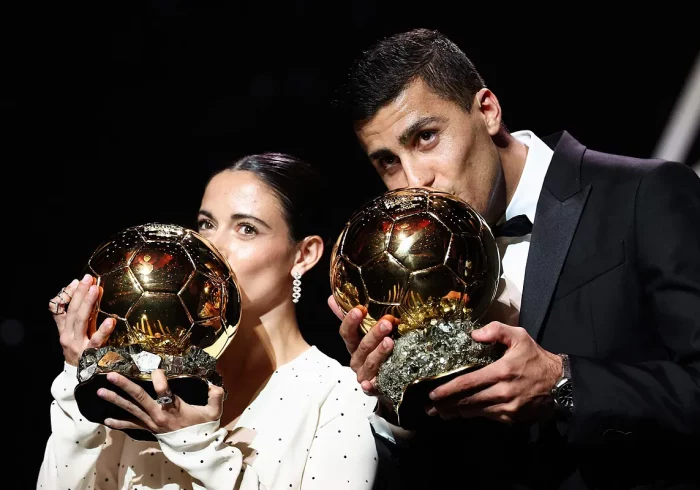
[{"xmin": 390, "ymin": 132, "xmax": 700, "ymax": 490}]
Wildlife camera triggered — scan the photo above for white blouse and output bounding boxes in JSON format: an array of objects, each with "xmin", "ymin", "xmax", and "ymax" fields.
[{"xmin": 37, "ymin": 346, "xmax": 380, "ymax": 490}]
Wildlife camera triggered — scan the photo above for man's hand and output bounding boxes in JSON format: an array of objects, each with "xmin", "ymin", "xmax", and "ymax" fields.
[
  {"xmin": 329, "ymin": 296, "xmax": 397, "ymax": 394},
  {"xmin": 425, "ymin": 322, "xmax": 563, "ymax": 424}
]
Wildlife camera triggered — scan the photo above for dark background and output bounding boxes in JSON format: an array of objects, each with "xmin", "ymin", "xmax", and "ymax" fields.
[{"xmin": 2, "ymin": 3, "xmax": 698, "ymax": 487}]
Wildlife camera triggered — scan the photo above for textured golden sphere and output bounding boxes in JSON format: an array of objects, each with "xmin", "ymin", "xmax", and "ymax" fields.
[
  {"xmin": 86, "ymin": 222, "xmax": 241, "ymax": 360},
  {"xmin": 330, "ymin": 188, "xmax": 500, "ymax": 336}
]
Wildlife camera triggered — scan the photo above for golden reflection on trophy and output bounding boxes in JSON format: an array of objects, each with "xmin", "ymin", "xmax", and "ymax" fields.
[
  {"xmin": 330, "ymin": 188, "xmax": 502, "ymax": 427},
  {"xmin": 74, "ymin": 223, "xmax": 241, "ymax": 440}
]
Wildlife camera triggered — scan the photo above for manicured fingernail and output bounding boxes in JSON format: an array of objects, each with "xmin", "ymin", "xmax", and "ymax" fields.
[
  {"xmin": 104, "ymin": 418, "xmax": 114, "ymax": 425},
  {"xmin": 382, "ymin": 338, "xmax": 391, "ymax": 349},
  {"xmin": 82, "ymin": 274, "xmax": 92, "ymax": 283},
  {"xmin": 106, "ymin": 373, "xmax": 117, "ymax": 382},
  {"xmin": 429, "ymin": 390, "xmax": 437, "ymax": 400},
  {"xmin": 380, "ymin": 321, "xmax": 391, "ymax": 334},
  {"xmin": 97, "ymin": 389, "xmax": 106, "ymax": 397},
  {"xmin": 70, "ymin": 279, "xmax": 79, "ymax": 287},
  {"xmin": 88, "ymin": 285, "xmax": 97, "ymax": 294},
  {"xmin": 350, "ymin": 309, "xmax": 361, "ymax": 320}
]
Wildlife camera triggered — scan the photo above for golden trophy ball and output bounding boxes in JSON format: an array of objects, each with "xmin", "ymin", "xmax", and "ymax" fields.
[
  {"xmin": 330, "ymin": 188, "xmax": 503, "ymax": 427},
  {"xmin": 74, "ymin": 223, "xmax": 242, "ymax": 441}
]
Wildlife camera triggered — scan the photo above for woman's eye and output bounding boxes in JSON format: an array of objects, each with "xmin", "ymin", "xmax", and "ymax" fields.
[
  {"xmin": 197, "ymin": 219, "xmax": 214, "ymax": 231},
  {"xmin": 238, "ymin": 223, "xmax": 258, "ymax": 236}
]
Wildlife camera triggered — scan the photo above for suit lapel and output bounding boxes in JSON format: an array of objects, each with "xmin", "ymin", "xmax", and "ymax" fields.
[{"xmin": 519, "ymin": 132, "xmax": 591, "ymax": 341}]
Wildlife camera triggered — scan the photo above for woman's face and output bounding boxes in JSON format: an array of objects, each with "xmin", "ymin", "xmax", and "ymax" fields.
[{"xmin": 197, "ymin": 170, "xmax": 297, "ymax": 316}]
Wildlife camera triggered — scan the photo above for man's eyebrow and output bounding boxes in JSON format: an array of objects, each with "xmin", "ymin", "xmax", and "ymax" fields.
[
  {"xmin": 368, "ymin": 147, "xmax": 395, "ymax": 162},
  {"xmin": 398, "ymin": 116, "xmax": 447, "ymax": 146}
]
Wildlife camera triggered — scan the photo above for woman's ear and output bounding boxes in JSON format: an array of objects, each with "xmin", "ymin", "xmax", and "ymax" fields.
[{"xmin": 292, "ymin": 235, "xmax": 325, "ymax": 276}]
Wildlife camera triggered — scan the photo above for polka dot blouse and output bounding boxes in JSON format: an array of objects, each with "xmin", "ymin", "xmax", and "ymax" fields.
[{"xmin": 37, "ymin": 346, "xmax": 379, "ymax": 489}]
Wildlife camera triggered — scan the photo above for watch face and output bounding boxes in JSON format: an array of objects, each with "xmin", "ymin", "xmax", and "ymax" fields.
[{"xmin": 556, "ymin": 380, "xmax": 574, "ymax": 409}]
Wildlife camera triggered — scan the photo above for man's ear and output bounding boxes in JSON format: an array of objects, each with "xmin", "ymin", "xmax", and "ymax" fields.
[{"xmin": 474, "ymin": 88, "xmax": 502, "ymax": 137}]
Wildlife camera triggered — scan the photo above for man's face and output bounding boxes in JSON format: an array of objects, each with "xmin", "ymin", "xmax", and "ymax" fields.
[{"xmin": 356, "ymin": 78, "xmax": 504, "ymax": 224}]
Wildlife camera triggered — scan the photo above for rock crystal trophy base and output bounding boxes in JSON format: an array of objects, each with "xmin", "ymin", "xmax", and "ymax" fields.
[
  {"xmin": 74, "ymin": 223, "xmax": 241, "ymax": 441},
  {"xmin": 330, "ymin": 188, "xmax": 503, "ymax": 427}
]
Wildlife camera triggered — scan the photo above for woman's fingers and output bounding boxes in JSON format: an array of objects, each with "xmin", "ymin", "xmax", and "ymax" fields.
[
  {"xmin": 73, "ymin": 285, "xmax": 99, "ymax": 340},
  {"xmin": 106, "ymin": 373, "xmax": 158, "ymax": 414},
  {"xmin": 151, "ymin": 369, "xmax": 175, "ymax": 409},
  {"xmin": 87, "ymin": 316, "xmax": 115, "ymax": 348},
  {"xmin": 65, "ymin": 274, "xmax": 94, "ymax": 337},
  {"xmin": 87, "ymin": 285, "xmax": 104, "ymax": 337},
  {"xmin": 57, "ymin": 281, "xmax": 76, "ymax": 304},
  {"xmin": 49, "ymin": 279, "xmax": 79, "ymax": 331},
  {"xmin": 205, "ymin": 384, "xmax": 226, "ymax": 419},
  {"xmin": 104, "ymin": 417, "xmax": 148, "ymax": 431},
  {"xmin": 97, "ymin": 387, "xmax": 155, "ymax": 430}
]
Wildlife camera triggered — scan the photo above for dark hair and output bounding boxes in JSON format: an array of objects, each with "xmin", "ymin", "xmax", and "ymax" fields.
[
  {"xmin": 339, "ymin": 28, "xmax": 486, "ymax": 126},
  {"xmin": 213, "ymin": 152, "xmax": 328, "ymax": 243}
]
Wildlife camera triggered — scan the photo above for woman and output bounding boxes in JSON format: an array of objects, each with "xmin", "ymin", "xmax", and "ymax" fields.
[{"xmin": 38, "ymin": 153, "xmax": 380, "ymax": 490}]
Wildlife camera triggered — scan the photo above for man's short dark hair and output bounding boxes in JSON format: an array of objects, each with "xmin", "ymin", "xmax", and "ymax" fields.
[{"xmin": 339, "ymin": 28, "xmax": 486, "ymax": 127}]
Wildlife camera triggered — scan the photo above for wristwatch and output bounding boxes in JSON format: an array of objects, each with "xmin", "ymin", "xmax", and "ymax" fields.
[{"xmin": 552, "ymin": 354, "xmax": 574, "ymax": 414}]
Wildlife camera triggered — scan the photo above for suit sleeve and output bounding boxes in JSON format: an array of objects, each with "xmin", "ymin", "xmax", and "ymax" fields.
[{"xmin": 567, "ymin": 160, "xmax": 700, "ymax": 443}]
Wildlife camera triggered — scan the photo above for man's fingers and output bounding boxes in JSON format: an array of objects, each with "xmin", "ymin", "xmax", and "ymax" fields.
[
  {"xmin": 428, "ymin": 361, "xmax": 503, "ymax": 401},
  {"xmin": 360, "ymin": 379, "xmax": 376, "ymax": 394},
  {"xmin": 471, "ymin": 322, "xmax": 525, "ymax": 348},
  {"xmin": 350, "ymin": 317, "xmax": 394, "ymax": 373},
  {"xmin": 357, "ymin": 336, "xmax": 394, "ymax": 383},
  {"xmin": 429, "ymin": 383, "xmax": 504, "ymax": 415},
  {"xmin": 328, "ymin": 295, "xmax": 344, "ymax": 321},
  {"xmin": 338, "ymin": 306, "xmax": 367, "ymax": 354}
]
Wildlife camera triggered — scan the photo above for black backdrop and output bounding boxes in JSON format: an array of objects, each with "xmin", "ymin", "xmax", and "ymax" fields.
[{"xmin": 2, "ymin": 3, "xmax": 698, "ymax": 487}]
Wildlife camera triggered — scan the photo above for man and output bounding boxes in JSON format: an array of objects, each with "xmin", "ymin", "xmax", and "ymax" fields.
[{"xmin": 329, "ymin": 29, "xmax": 700, "ymax": 489}]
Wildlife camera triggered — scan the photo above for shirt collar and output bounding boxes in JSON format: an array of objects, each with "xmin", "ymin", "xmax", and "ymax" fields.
[{"xmin": 504, "ymin": 130, "xmax": 554, "ymax": 224}]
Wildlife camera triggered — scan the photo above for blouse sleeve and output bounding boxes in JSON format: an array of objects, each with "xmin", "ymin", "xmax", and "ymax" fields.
[
  {"xmin": 300, "ymin": 369, "xmax": 379, "ymax": 489},
  {"xmin": 37, "ymin": 363, "xmax": 126, "ymax": 490},
  {"xmin": 156, "ymin": 420, "xmax": 262, "ymax": 490}
]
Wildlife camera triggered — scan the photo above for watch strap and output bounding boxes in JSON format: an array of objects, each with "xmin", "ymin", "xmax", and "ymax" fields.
[{"xmin": 552, "ymin": 354, "xmax": 573, "ymax": 414}]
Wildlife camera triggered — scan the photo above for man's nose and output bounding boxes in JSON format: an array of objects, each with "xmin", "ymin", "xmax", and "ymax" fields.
[{"xmin": 402, "ymin": 159, "xmax": 436, "ymax": 188}]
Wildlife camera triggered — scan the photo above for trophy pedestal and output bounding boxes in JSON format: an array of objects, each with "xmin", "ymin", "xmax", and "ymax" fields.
[
  {"xmin": 74, "ymin": 374, "xmax": 209, "ymax": 442},
  {"xmin": 395, "ymin": 364, "xmax": 481, "ymax": 429}
]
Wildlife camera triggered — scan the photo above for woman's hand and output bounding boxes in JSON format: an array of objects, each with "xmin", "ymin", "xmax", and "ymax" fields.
[
  {"xmin": 99, "ymin": 369, "xmax": 225, "ymax": 434},
  {"xmin": 49, "ymin": 273, "xmax": 116, "ymax": 366}
]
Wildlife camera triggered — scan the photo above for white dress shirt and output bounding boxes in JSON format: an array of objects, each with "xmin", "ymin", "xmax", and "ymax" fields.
[
  {"xmin": 38, "ymin": 346, "xmax": 379, "ymax": 490},
  {"xmin": 486, "ymin": 130, "xmax": 554, "ymax": 326}
]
